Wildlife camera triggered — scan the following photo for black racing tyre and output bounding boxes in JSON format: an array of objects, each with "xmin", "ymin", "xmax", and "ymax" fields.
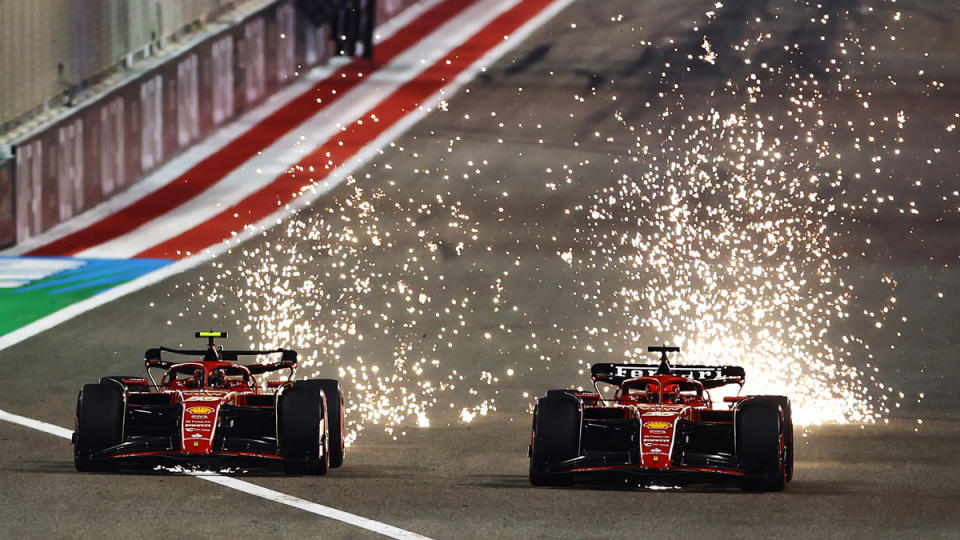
[
  {"xmin": 293, "ymin": 379, "xmax": 344, "ymax": 468},
  {"xmin": 529, "ymin": 394, "xmax": 580, "ymax": 487},
  {"xmin": 74, "ymin": 383, "xmax": 124, "ymax": 472},
  {"xmin": 737, "ymin": 396, "xmax": 790, "ymax": 491},
  {"xmin": 279, "ymin": 386, "xmax": 329, "ymax": 475}
]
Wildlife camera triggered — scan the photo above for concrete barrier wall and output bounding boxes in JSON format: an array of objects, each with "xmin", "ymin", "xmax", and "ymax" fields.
[{"xmin": 1, "ymin": 0, "xmax": 418, "ymax": 249}]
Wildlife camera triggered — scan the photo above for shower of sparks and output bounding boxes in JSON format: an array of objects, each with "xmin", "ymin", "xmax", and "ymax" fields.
[
  {"xmin": 559, "ymin": 0, "xmax": 955, "ymax": 426},
  {"xmin": 174, "ymin": 0, "xmax": 955, "ymax": 441},
  {"xmin": 568, "ymin": 101, "xmax": 879, "ymax": 425},
  {"xmin": 226, "ymin": 176, "xmax": 501, "ymax": 444}
]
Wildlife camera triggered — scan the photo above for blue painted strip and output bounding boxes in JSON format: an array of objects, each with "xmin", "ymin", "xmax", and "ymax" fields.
[
  {"xmin": 49, "ymin": 268, "xmax": 167, "ymax": 294},
  {"xmin": 16, "ymin": 258, "xmax": 169, "ymax": 292}
]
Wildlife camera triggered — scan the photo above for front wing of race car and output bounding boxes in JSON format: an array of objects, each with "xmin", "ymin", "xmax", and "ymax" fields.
[
  {"xmin": 544, "ymin": 458, "xmax": 750, "ymax": 486},
  {"xmin": 557, "ymin": 466, "xmax": 749, "ymax": 487},
  {"xmin": 530, "ymin": 421, "xmax": 750, "ymax": 486},
  {"xmin": 76, "ymin": 400, "xmax": 285, "ymax": 468}
]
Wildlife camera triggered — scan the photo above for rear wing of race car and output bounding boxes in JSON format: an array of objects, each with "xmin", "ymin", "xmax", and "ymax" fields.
[
  {"xmin": 591, "ymin": 363, "xmax": 745, "ymax": 389},
  {"xmin": 144, "ymin": 346, "xmax": 298, "ymax": 372}
]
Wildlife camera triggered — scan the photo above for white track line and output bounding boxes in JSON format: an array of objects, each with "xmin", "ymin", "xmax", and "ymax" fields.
[
  {"xmin": 0, "ymin": 408, "xmax": 75, "ymax": 440},
  {"xmin": 0, "ymin": 407, "xmax": 431, "ymax": 539},
  {"xmin": 192, "ymin": 473, "xmax": 431, "ymax": 540}
]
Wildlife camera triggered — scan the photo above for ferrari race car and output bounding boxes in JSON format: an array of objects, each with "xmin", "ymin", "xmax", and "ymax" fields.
[
  {"xmin": 529, "ymin": 346, "xmax": 793, "ymax": 491},
  {"xmin": 73, "ymin": 331, "xmax": 344, "ymax": 474}
]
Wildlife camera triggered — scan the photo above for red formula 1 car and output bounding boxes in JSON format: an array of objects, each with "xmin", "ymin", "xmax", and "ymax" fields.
[
  {"xmin": 529, "ymin": 346, "xmax": 793, "ymax": 491},
  {"xmin": 73, "ymin": 331, "xmax": 344, "ymax": 474}
]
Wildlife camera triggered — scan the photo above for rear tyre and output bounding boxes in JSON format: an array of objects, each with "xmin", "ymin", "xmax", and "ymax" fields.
[
  {"xmin": 293, "ymin": 379, "xmax": 344, "ymax": 468},
  {"xmin": 529, "ymin": 394, "xmax": 580, "ymax": 487},
  {"xmin": 737, "ymin": 396, "xmax": 790, "ymax": 491},
  {"xmin": 74, "ymin": 383, "xmax": 123, "ymax": 472},
  {"xmin": 279, "ymin": 386, "xmax": 329, "ymax": 475}
]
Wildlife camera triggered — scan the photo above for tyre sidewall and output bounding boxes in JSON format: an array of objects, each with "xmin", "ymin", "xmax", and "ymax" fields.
[
  {"xmin": 74, "ymin": 383, "xmax": 124, "ymax": 471},
  {"xmin": 279, "ymin": 385, "xmax": 329, "ymax": 475},
  {"xmin": 529, "ymin": 395, "xmax": 580, "ymax": 485},
  {"xmin": 294, "ymin": 379, "xmax": 344, "ymax": 468},
  {"xmin": 736, "ymin": 396, "xmax": 788, "ymax": 491}
]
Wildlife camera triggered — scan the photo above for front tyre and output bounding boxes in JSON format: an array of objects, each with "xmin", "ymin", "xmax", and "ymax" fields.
[
  {"xmin": 529, "ymin": 394, "xmax": 580, "ymax": 487},
  {"xmin": 293, "ymin": 379, "xmax": 344, "ymax": 468},
  {"xmin": 279, "ymin": 386, "xmax": 329, "ymax": 475},
  {"xmin": 737, "ymin": 396, "xmax": 791, "ymax": 491},
  {"xmin": 74, "ymin": 383, "xmax": 123, "ymax": 472}
]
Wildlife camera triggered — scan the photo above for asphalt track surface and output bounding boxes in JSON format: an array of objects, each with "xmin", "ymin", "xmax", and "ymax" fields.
[{"xmin": 2, "ymin": 1, "xmax": 959, "ymax": 538}]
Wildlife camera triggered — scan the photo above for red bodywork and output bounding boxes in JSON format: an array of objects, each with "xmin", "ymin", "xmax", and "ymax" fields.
[
  {"xmin": 75, "ymin": 341, "xmax": 308, "ymax": 468},
  {"xmin": 570, "ymin": 375, "xmax": 745, "ymax": 478},
  {"xmin": 75, "ymin": 333, "xmax": 343, "ymax": 475},
  {"xmin": 529, "ymin": 352, "xmax": 793, "ymax": 489},
  {"xmin": 112, "ymin": 360, "xmax": 283, "ymax": 461}
]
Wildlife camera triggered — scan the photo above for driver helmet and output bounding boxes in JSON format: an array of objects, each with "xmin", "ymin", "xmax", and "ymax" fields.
[
  {"xmin": 187, "ymin": 368, "xmax": 203, "ymax": 389},
  {"xmin": 209, "ymin": 368, "xmax": 227, "ymax": 388},
  {"xmin": 663, "ymin": 383, "xmax": 680, "ymax": 403},
  {"xmin": 644, "ymin": 384, "xmax": 660, "ymax": 404}
]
